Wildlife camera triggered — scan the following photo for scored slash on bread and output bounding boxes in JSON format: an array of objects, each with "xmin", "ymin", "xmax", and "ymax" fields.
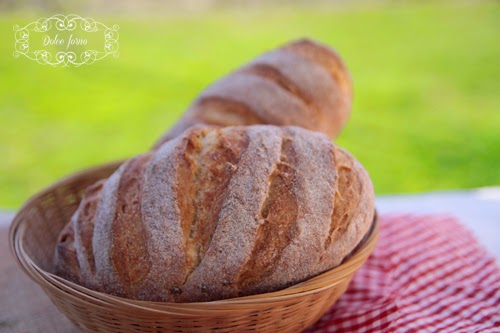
[
  {"xmin": 55, "ymin": 125, "xmax": 374, "ymax": 302},
  {"xmin": 153, "ymin": 38, "xmax": 352, "ymax": 148}
]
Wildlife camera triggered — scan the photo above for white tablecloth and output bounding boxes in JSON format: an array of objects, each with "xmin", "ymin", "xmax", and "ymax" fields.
[{"xmin": 2, "ymin": 187, "xmax": 499, "ymax": 260}]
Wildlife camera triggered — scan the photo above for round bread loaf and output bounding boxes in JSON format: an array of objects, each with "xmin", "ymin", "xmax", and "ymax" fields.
[
  {"xmin": 54, "ymin": 125, "xmax": 374, "ymax": 302},
  {"xmin": 154, "ymin": 38, "xmax": 352, "ymax": 148}
]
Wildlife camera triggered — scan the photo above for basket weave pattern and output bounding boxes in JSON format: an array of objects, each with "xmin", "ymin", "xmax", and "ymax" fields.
[{"xmin": 10, "ymin": 162, "xmax": 378, "ymax": 333}]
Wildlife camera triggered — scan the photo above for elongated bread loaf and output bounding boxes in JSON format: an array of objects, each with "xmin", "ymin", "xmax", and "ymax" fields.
[
  {"xmin": 154, "ymin": 38, "xmax": 352, "ymax": 148},
  {"xmin": 55, "ymin": 125, "xmax": 374, "ymax": 302}
]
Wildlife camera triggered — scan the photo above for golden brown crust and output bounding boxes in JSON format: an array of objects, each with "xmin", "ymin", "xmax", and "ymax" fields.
[
  {"xmin": 237, "ymin": 135, "xmax": 299, "ymax": 290},
  {"xmin": 283, "ymin": 38, "xmax": 352, "ymax": 137},
  {"xmin": 284, "ymin": 38, "xmax": 352, "ymax": 98},
  {"xmin": 55, "ymin": 125, "xmax": 374, "ymax": 302},
  {"xmin": 54, "ymin": 219, "xmax": 80, "ymax": 283},
  {"xmin": 110, "ymin": 154, "xmax": 153, "ymax": 296},
  {"xmin": 154, "ymin": 38, "xmax": 352, "ymax": 148}
]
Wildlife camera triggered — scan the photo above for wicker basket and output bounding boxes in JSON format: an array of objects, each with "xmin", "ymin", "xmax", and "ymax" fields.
[{"xmin": 9, "ymin": 161, "xmax": 379, "ymax": 333}]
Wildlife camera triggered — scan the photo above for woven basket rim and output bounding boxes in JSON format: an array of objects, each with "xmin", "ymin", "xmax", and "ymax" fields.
[
  {"xmin": 9, "ymin": 160, "xmax": 379, "ymax": 312},
  {"xmin": 9, "ymin": 160, "xmax": 124, "ymax": 271}
]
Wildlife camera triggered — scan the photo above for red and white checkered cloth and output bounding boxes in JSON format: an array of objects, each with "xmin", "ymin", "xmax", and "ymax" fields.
[{"xmin": 306, "ymin": 214, "xmax": 500, "ymax": 333}]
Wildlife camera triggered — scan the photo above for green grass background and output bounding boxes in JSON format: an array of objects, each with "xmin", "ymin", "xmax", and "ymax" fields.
[{"xmin": 0, "ymin": 2, "xmax": 499, "ymax": 208}]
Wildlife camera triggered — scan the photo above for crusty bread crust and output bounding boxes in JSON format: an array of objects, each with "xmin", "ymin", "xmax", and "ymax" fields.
[
  {"xmin": 55, "ymin": 125, "xmax": 374, "ymax": 302},
  {"xmin": 153, "ymin": 38, "xmax": 352, "ymax": 147}
]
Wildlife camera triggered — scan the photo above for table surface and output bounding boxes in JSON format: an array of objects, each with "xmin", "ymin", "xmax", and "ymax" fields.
[
  {"xmin": 1, "ymin": 187, "xmax": 499, "ymax": 333},
  {"xmin": 0, "ymin": 226, "xmax": 78, "ymax": 333}
]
